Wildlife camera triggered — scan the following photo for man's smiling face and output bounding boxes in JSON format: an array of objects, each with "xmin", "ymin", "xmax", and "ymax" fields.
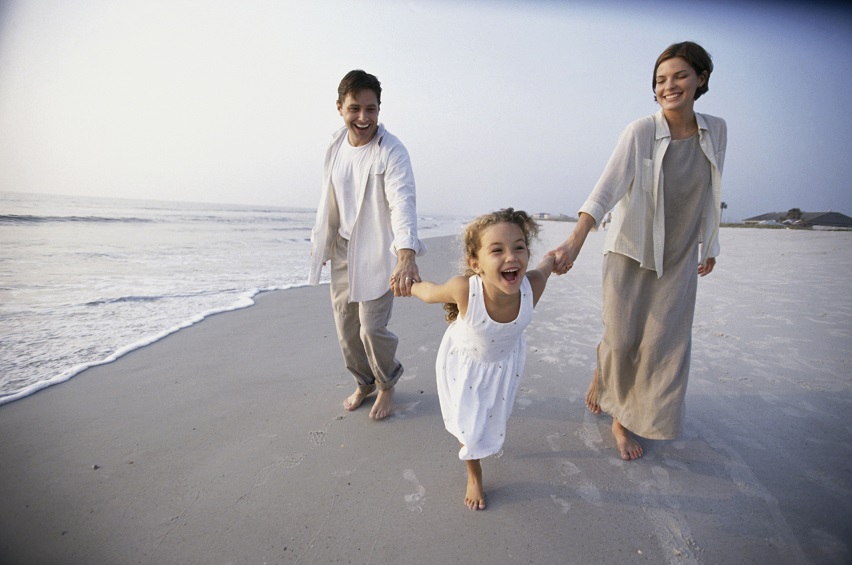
[{"xmin": 337, "ymin": 89, "xmax": 380, "ymax": 147}]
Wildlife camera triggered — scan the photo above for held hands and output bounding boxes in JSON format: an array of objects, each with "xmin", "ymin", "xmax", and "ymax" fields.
[
  {"xmin": 390, "ymin": 249, "xmax": 420, "ymax": 297},
  {"xmin": 550, "ymin": 211, "xmax": 594, "ymax": 275},
  {"xmin": 550, "ymin": 240, "xmax": 577, "ymax": 275},
  {"xmin": 538, "ymin": 251, "xmax": 558, "ymax": 275}
]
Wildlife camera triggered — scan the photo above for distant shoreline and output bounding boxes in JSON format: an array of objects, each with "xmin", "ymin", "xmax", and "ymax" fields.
[{"xmin": 721, "ymin": 222, "xmax": 852, "ymax": 231}]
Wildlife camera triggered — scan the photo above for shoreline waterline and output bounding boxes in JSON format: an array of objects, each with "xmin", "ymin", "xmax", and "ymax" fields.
[
  {"xmin": 0, "ymin": 282, "xmax": 313, "ymax": 406},
  {"xmin": 0, "ymin": 191, "xmax": 470, "ymax": 405}
]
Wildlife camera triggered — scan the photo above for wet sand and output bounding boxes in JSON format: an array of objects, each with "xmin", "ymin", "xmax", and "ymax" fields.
[{"xmin": 0, "ymin": 223, "xmax": 849, "ymax": 564}]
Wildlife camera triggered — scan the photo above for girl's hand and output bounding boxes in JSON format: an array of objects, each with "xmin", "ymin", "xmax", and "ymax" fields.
[
  {"xmin": 550, "ymin": 242, "xmax": 576, "ymax": 274},
  {"xmin": 698, "ymin": 257, "xmax": 716, "ymax": 277},
  {"xmin": 536, "ymin": 251, "xmax": 559, "ymax": 275}
]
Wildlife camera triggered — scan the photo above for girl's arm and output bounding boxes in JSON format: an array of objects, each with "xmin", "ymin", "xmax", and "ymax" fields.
[
  {"xmin": 526, "ymin": 253, "xmax": 556, "ymax": 306},
  {"xmin": 411, "ymin": 275, "xmax": 469, "ymax": 306}
]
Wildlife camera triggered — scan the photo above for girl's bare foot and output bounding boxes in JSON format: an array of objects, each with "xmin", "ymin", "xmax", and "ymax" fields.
[
  {"xmin": 343, "ymin": 389, "xmax": 368, "ymax": 411},
  {"xmin": 585, "ymin": 369, "xmax": 602, "ymax": 415},
  {"xmin": 369, "ymin": 388, "xmax": 394, "ymax": 420},
  {"xmin": 612, "ymin": 418, "xmax": 643, "ymax": 460},
  {"xmin": 464, "ymin": 459, "xmax": 486, "ymax": 510}
]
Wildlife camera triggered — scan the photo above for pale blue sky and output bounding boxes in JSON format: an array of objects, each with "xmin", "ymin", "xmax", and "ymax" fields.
[{"xmin": 0, "ymin": 0, "xmax": 850, "ymax": 220}]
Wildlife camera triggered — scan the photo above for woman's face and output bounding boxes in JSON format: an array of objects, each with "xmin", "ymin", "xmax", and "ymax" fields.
[{"xmin": 654, "ymin": 57, "xmax": 706, "ymax": 113}]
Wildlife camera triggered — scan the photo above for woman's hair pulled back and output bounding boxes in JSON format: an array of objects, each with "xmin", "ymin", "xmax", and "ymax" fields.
[{"xmin": 652, "ymin": 41, "xmax": 713, "ymax": 101}]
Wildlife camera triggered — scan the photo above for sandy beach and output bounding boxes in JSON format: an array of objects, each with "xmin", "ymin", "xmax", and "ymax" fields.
[{"xmin": 0, "ymin": 222, "xmax": 849, "ymax": 564}]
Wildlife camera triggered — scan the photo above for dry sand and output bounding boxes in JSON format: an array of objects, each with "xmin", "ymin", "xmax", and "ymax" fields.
[{"xmin": 0, "ymin": 222, "xmax": 849, "ymax": 564}]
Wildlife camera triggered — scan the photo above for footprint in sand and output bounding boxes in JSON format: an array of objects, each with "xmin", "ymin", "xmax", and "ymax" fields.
[
  {"xmin": 663, "ymin": 456, "xmax": 689, "ymax": 472},
  {"xmin": 559, "ymin": 460, "xmax": 581, "ymax": 477},
  {"xmin": 240, "ymin": 453, "xmax": 305, "ymax": 501},
  {"xmin": 546, "ymin": 432, "xmax": 562, "ymax": 452},
  {"xmin": 537, "ymin": 354, "xmax": 561, "ymax": 364},
  {"xmin": 576, "ymin": 421, "xmax": 604, "ymax": 453},
  {"xmin": 551, "ymin": 494, "xmax": 571, "ymax": 514},
  {"xmin": 280, "ymin": 452, "xmax": 306, "ymax": 469},
  {"xmin": 391, "ymin": 400, "xmax": 421, "ymax": 420},
  {"xmin": 403, "ymin": 469, "xmax": 426, "ymax": 512},
  {"xmin": 516, "ymin": 397, "xmax": 533, "ymax": 409},
  {"xmin": 575, "ymin": 480, "xmax": 603, "ymax": 506},
  {"xmin": 309, "ymin": 430, "xmax": 326, "ymax": 448}
]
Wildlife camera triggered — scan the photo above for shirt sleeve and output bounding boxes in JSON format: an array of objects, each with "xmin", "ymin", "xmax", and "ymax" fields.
[
  {"xmin": 578, "ymin": 124, "xmax": 638, "ymax": 225},
  {"xmin": 383, "ymin": 143, "xmax": 425, "ymax": 255},
  {"xmin": 715, "ymin": 118, "xmax": 727, "ymax": 172}
]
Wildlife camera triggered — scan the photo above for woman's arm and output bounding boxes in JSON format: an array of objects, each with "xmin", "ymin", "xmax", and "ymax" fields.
[
  {"xmin": 550, "ymin": 120, "xmax": 644, "ymax": 275},
  {"xmin": 527, "ymin": 253, "xmax": 556, "ymax": 306},
  {"xmin": 550, "ymin": 212, "xmax": 596, "ymax": 274}
]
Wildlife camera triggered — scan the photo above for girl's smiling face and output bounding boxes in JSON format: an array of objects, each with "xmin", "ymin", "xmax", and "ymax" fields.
[{"xmin": 469, "ymin": 222, "xmax": 530, "ymax": 295}]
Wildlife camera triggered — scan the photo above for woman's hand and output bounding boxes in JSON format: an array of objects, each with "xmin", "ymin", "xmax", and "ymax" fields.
[
  {"xmin": 698, "ymin": 257, "xmax": 716, "ymax": 277},
  {"xmin": 550, "ymin": 212, "xmax": 596, "ymax": 275},
  {"xmin": 551, "ymin": 241, "xmax": 576, "ymax": 275}
]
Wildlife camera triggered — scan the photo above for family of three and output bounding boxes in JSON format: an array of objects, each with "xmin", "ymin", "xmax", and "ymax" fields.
[{"xmin": 308, "ymin": 41, "xmax": 727, "ymax": 511}]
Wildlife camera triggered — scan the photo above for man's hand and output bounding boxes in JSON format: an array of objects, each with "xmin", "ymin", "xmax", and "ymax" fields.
[{"xmin": 390, "ymin": 248, "xmax": 420, "ymax": 297}]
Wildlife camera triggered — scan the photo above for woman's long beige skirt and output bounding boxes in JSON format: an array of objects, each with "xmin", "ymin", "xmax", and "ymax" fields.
[{"xmin": 596, "ymin": 134, "xmax": 710, "ymax": 440}]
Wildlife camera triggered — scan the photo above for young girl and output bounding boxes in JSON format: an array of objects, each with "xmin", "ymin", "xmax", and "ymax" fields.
[{"xmin": 402, "ymin": 208, "xmax": 557, "ymax": 510}]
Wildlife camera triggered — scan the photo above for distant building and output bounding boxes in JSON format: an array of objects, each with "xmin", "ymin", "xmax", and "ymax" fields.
[
  {"xmin": 534, "ymin": 213, "xmax": 576, "ymax": 222},
  {"xmin": 801, "ymin": 211, "xmax": 852, "ymax": 228},
  {"xmin": 743, "ymin": 211, "xmax": 852, "ymax": 229},
  {"xmin": 743, "ymin": 212, "xmax": 782, "ymax": 224}
]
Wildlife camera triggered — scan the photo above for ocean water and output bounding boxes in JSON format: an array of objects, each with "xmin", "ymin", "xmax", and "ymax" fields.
[{"xmin": 0, "ymin": 191, "xmax": 468, "ymax": 405}]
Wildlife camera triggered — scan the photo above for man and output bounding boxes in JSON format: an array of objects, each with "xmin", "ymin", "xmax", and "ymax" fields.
[{"xmin": 309, "ymin": 70, "xmax": 425, "ymax": 420}]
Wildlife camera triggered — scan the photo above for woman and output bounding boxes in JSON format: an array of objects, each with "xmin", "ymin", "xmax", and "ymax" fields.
[{"xmin": 551, "ymin": 41, "xmax": 727, "ymax": 460}]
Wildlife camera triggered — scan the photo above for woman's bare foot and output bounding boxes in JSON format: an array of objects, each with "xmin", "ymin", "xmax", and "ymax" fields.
[
  {"xmin": 343, "ymin": 389, "xmax": 369, "ymax": 411},
  {"xmin": 464, "ymin": 459, "xmax": 486, "ymax": 510},
  {"xmin": 612, "ymin": 418, "xmax": 643, "ymax": 460},
  {"xmin": 369, "ymin": 388, "xmax": 394, "ymax": 420},
  {"xmin": 585, "ymin": 369, "xmax": 602, "ymax": 415}
]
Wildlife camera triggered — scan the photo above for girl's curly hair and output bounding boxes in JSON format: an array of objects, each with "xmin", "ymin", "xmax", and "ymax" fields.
[{"xmin": 443, "ymin": 208, "xmax": 540, "ymax": 322}]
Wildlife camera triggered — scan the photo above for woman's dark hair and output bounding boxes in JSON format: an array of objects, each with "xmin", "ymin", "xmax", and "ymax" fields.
[
  {"xmin": 653, "ymin": 41, "xmax": 713, "ymax": 101},
  {"xmin": 338, "ymin": 70, "xmax": 382, "ymax": 106}
]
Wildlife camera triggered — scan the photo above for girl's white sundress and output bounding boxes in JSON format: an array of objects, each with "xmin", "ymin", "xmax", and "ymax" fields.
[{"xmin": 436, "ymin": 274, "xmax": 533, "ymax": 460}]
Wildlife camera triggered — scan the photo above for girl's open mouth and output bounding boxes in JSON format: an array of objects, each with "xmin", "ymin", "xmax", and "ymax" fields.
[{"xmin": 502, "ymin": 269, "xmax": 519, "ymax": 283}]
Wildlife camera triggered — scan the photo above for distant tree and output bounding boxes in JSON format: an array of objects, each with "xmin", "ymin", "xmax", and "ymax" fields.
[
  {"xmin": 720, "ymin": 201, "xmax": 728, "ymax": 222},
  {"xmin": 786, "ymin": 208, "xmax": 803, "ymax": 221}
]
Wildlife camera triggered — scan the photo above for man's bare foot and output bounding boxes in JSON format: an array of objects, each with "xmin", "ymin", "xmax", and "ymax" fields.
[
  {"xmin": 343, "ymin": 389, "xmax": 369, "ymax": 411},
  {"xmin": 585, "ymin": 369, "xmax": 602, "ymax": 415},
  {"xmin": 369, "ymin": 388, "xmax": 394, "ymax": 420},
  {"xmin": 464, "ymin": 459, "xmax": 486, "ymax": 510},
  {"xmin": 612, "ymin": 418, "xmax": 643, "ymax": 460}
]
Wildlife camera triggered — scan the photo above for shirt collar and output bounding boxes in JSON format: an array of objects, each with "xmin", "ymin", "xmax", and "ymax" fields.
[{"xmin": 654, "ymin": 108, "xmax": 708, "ymax": 140}]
